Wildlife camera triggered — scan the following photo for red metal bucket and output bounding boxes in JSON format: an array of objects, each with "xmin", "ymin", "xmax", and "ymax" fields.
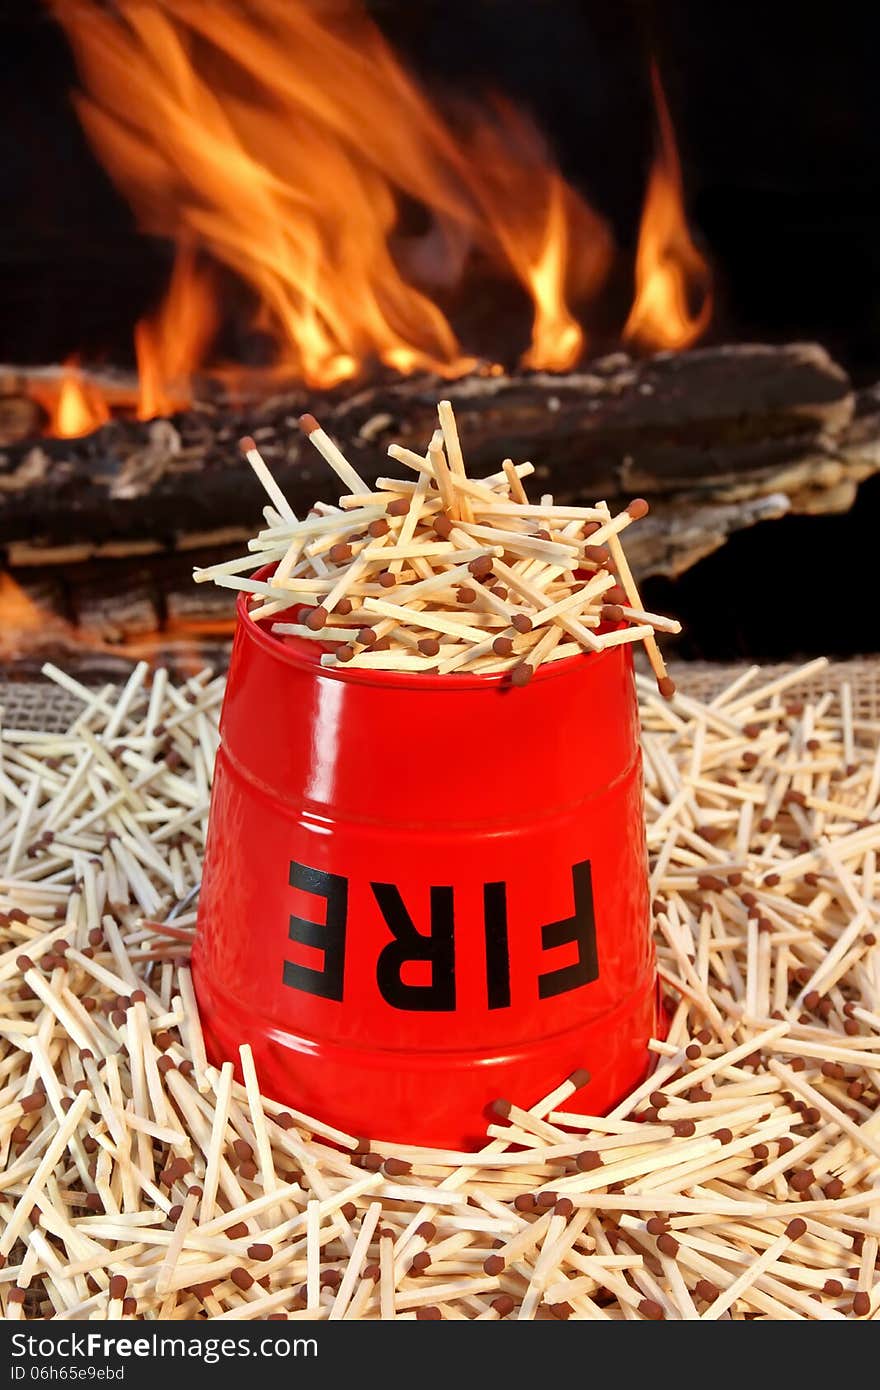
[{"xmin": 193, "ymin": 589, "xmax": 659, "ymax": 1147}]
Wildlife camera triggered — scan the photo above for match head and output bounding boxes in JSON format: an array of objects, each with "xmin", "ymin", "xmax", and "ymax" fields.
[
  {"xmin": 569, "ymin": 1068, "xmax": 591, "ymax": 1090},
  {"xmin": 109, "ymin": 1275, "xmax": 128, "ymax": 1299},
  {"xmin": 600, "ymin": 604, "xmax": 624, "ymax": 624},
  {"xmin": 239, "ymin": 435, "xmax": 257, "ymax": 455},
  {"xmin": 418, "ymin": 638, "xmax": 441, "ymax": 657},
  {"xmin": 509, "ymin": 662, "xmax": 533, "ymax": 688},
  {"xmin": 298, "ymin": 413, "xmax": 320, "ymax": 436},
  {"xmin": 304, "ymin": 605, "xmax": 328, "ymax": 631},
  {"xmin": 658, "ymin": 676, "xmax": 677, "ymax": 700},
  {"xmin": 511, "ymin": 613, "xmax": 532, "ymax": 634},
  {"xmin": 491, "ymin": 1098, "xmax": 512, "ymax": 1118},
  {"xmin": 627, "ymin": 497, "xmax": 650, "ymax": 520},
  {"xmin": 784, "ymin": 1218, "xmax": 807, "ymax": 1240}
]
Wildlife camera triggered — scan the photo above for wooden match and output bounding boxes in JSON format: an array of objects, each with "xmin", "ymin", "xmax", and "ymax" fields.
[{"xmin": 194, "ymin": 401, "xmax": 677, "ymax": 691}]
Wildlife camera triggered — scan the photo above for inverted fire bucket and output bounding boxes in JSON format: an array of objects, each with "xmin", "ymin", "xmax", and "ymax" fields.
[{"xmin": 193, "ymin": 589, "xmax": 659, "ymax": 1147}]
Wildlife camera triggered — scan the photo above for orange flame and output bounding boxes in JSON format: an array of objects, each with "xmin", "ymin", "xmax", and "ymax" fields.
[
  {"xmin": 55, "ymin": 0, "xmax": 612, "ymax": 389},
  {"xmin": 51, "ymin": 360, "xmax": 111, "ymax": 438},
  {"xmin": 623, "ymin": 65, "xmax": 712, "ymax": 351},
  {"xmin": 0, "ymin": 572, "xmax": 49, "ymax": 636},
  {"xmin": 135, "ymin": 246, "xmax": 218, "ymax": 419}
]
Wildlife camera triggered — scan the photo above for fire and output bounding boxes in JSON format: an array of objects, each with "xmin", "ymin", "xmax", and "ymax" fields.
[
  {"xmin": 34, "ymin": 359, "xmax": 111, "ymax": 439},
  {"xmin": 0, "ymin": 572, "xmax": 49, "ymax": 637},
  {"xmin": 623, "ymin": 65, "xmax": 712, "ymax": 351},
  {"xmin": 54, "ymin": 0, "xmax": 612, "ymax": 390},
  {"xmin": 135, "ymin": 246, "xmax": 218, "ymax": 420}
]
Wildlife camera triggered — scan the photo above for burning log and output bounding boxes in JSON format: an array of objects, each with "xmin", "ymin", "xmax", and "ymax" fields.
[
  {"xmin": 0, "ymin": 343, "xmax": 876, "ymax": 676},
  {"xmin": 0, "ymin": 344, "xmax": 866, "ymax": 571}
]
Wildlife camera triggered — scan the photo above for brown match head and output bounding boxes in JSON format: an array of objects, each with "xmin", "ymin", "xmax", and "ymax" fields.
[
  {"xmin": 340, "ymin": 1203, "xmax": 358, "ymax": 1221},
  {"xmin": 335, "ymin": 597, "xmax": 353, "ymax": 615},
  {"xmin": 656, "ymin": 1233, "xmax": 680, "ymax": 1257},
  {"xmin": 511, "ymin": 613, "xmax": 532, "ymax": 634},
  {"xmin": 225, "ymin": 1222, "xmax": 249, "ymax": 1240},
  {"xmin": 230, "ymin": 1267, "xmax": 254, "ymax": 1291},
  {"xmin": 492, "ymin": 1098, "xmax": 513, "ymax": 1118},
  {"xmin": 491, "ymin": 585, "xmax": 508, "ymax": 601},
  {"xmin": 553, "ymin": 1198, "xmax": 574, "ymax": 1218},
  {"xmin": 491, "ymin": 1294, "xmax": 515, "ymax": 1317},
  {"xmin": 483, "ymin": 1254, "xmax": 505, "ymax": 1276},
  {"xmin": 410, "ymin": 1250, "xmax": 431, "ymax": 1272},
  {"xmin": 658, "ymin": 676, "xmax": 676, "ymax": 700},
  {"xmin": 583, "ymin": 544, "xmax": 609, "ymax": 564},
  {"xmin": 604, "ymin": 585, "xmax": 627, "ymax": 605},
  {"xmin": 298, "ymin": 413, "xmax": 320, "ymax": 436},
  {"xmin": 383, "ymin": 1157, "xmax": 412, "ymax": 1176},
  {"xmin": 239, "ymin": 435, "xmax": 257, "ymax": 455},
  {"xmin": 823, "ymin": 1279, "xmax": 843, "ymax": 1297},
  {"xmin": 433, "ymin": 513, "xmax": 453, "ymax": 538},
  {"xmin": 416, "ymin": 1306, "xmax": 442, "ymax": 1320},
  {"xmin": 576, "ymin": 1150, "xmax": 602, "ymax": 1172},
  {"xmin": 328, "ymin": 543, "xmax": 353, "ymax": 564},
  {"xmin": 790, "ymin": 1169, "xmax": 815, "ymax": 1192},
  {"xmin": 492, "ymin": 635, "xmax": 513, "ymax": 657},
  {"xmin": 387, "ymin": 497, "xmax": 410, "ymax": 516},
  {"xmin": 7, "ymin": 1287, "xmax": 26, "ymax": 1305},
  {"xmin": 456, "ymin": 586, "xmax": 476, "ymax": 605},
  {"xmin": 509, "ymin": 662, "xmax": 533, "ymax": 687},
  {"xmin": 357, "ymin": 627, "xmax": 377, "ymax": 646},
  {"xmin": 418, "ymin": 638, "xmax": 441, "ymax": 657},
  {"xmin": 852, "ymin": 1291, "xmax": 871, "ymax": 1316},
  {"xmin": 569, "ymin": 1068, "xmax": 591, "ymax": 1090},
  {"xmin": 638, "ymin": 1298, "xmax": 665, "ymax": 1320},
  {"xmin": 468, "ymin": 554, "xmax": 493, "ymax": 579},
  {"xmin": 378, "ymin": 570, "xmax": 396, "ymax": 588},
  {"xmin": 673, "ymin": 1119, "xmax": 696, "ymax": 1138},
  {"xmin": 20, "ymin": 1091, "xmax": 46, "ymax": 1113},
  {"xmin": 368, "ymin": 518, "xmax": 390, "ymax": 538},
  {"xmin": 785, "ymin": 1218, "xmax": 807, "ymax": 1240},
  {"xmin": 335, "ymin": 643, "xmax": 355, "ymax": 663},
  {"xmin": 416, "ymin": 1221, "xmax": 436, "ymax": 1241},
  {"xmin": 247, "ymin": 1243, "xmax": 273, "ymax": 1261},
  {"xmin": 627, "ymin": 497, "xmax": 650, "ymax": 520},
  {"xmin": 304, "ymin": 605, "xmax": 328, "ymax": 631},
  {"xmin": 695, "ymin": 1278, "xmax": 719, "ymax": 1302},
  {"xmin": 600, "ymin": 604, "xmax": 624, "ymax": 624},
  {"xmin": 823, "ymin": 1177, "xmax": 844, "ymax": 1199},
  {"xmin": 15, "ymin": 955, "xmax": 33, "ymax": 972},
  {"xmin": 122, "ymin": 1297, "xmax": 137, "ymax": 1315},
  {"xmin": 363, "ymin": 1263, "xmax": 381, "ymax": 1283}
]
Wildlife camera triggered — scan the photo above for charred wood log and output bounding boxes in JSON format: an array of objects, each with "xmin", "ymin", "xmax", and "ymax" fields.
[{"xmin": 0, "ymin": 344, "xmax": 869, "ymax": 583}]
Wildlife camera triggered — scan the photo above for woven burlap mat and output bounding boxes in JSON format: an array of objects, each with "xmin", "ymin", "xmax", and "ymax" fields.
[{"xmin": 3, "ymin": 657, "xmax": 880, "ymax": 732}]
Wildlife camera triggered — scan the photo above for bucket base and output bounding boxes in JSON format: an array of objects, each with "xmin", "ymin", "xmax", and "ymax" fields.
[{"xmin": 194, "ymin": 969, "xmax": 662, "ymax": 1148}]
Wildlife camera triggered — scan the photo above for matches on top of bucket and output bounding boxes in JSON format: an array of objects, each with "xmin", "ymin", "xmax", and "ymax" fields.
[{"xmin": 194, "ymin": 400, "xmax": 679, "ymax": 691}]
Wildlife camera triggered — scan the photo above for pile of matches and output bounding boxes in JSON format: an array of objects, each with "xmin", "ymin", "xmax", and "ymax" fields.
[
  {"xmin": 1, "ymin": 655, "xmax": 879, "ymax": 1320},
  {"xmin": 193, "ymin": 401, "xmax": 679, "ymax": 691}
]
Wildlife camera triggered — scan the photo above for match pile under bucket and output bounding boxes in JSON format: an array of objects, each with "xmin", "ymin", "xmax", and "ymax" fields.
[{"xmin": 193, "ymin": 591, "xmax": 660, "ymax": 1147}]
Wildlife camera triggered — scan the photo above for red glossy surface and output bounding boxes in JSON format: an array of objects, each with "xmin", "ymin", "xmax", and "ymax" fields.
[{"xmin": 193, "ymin": 591, "xmax": 658, "ymax": 1147}]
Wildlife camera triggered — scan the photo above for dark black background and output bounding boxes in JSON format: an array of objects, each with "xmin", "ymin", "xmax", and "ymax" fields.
[{"xmin": 3, "ymin": 1, "xmax": 880, "ymax": 374}]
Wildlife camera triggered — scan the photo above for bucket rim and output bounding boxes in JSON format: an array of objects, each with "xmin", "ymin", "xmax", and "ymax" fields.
[{"xmin": 237, "ymin": 565, "xmax": 627, "ymax": 693}]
